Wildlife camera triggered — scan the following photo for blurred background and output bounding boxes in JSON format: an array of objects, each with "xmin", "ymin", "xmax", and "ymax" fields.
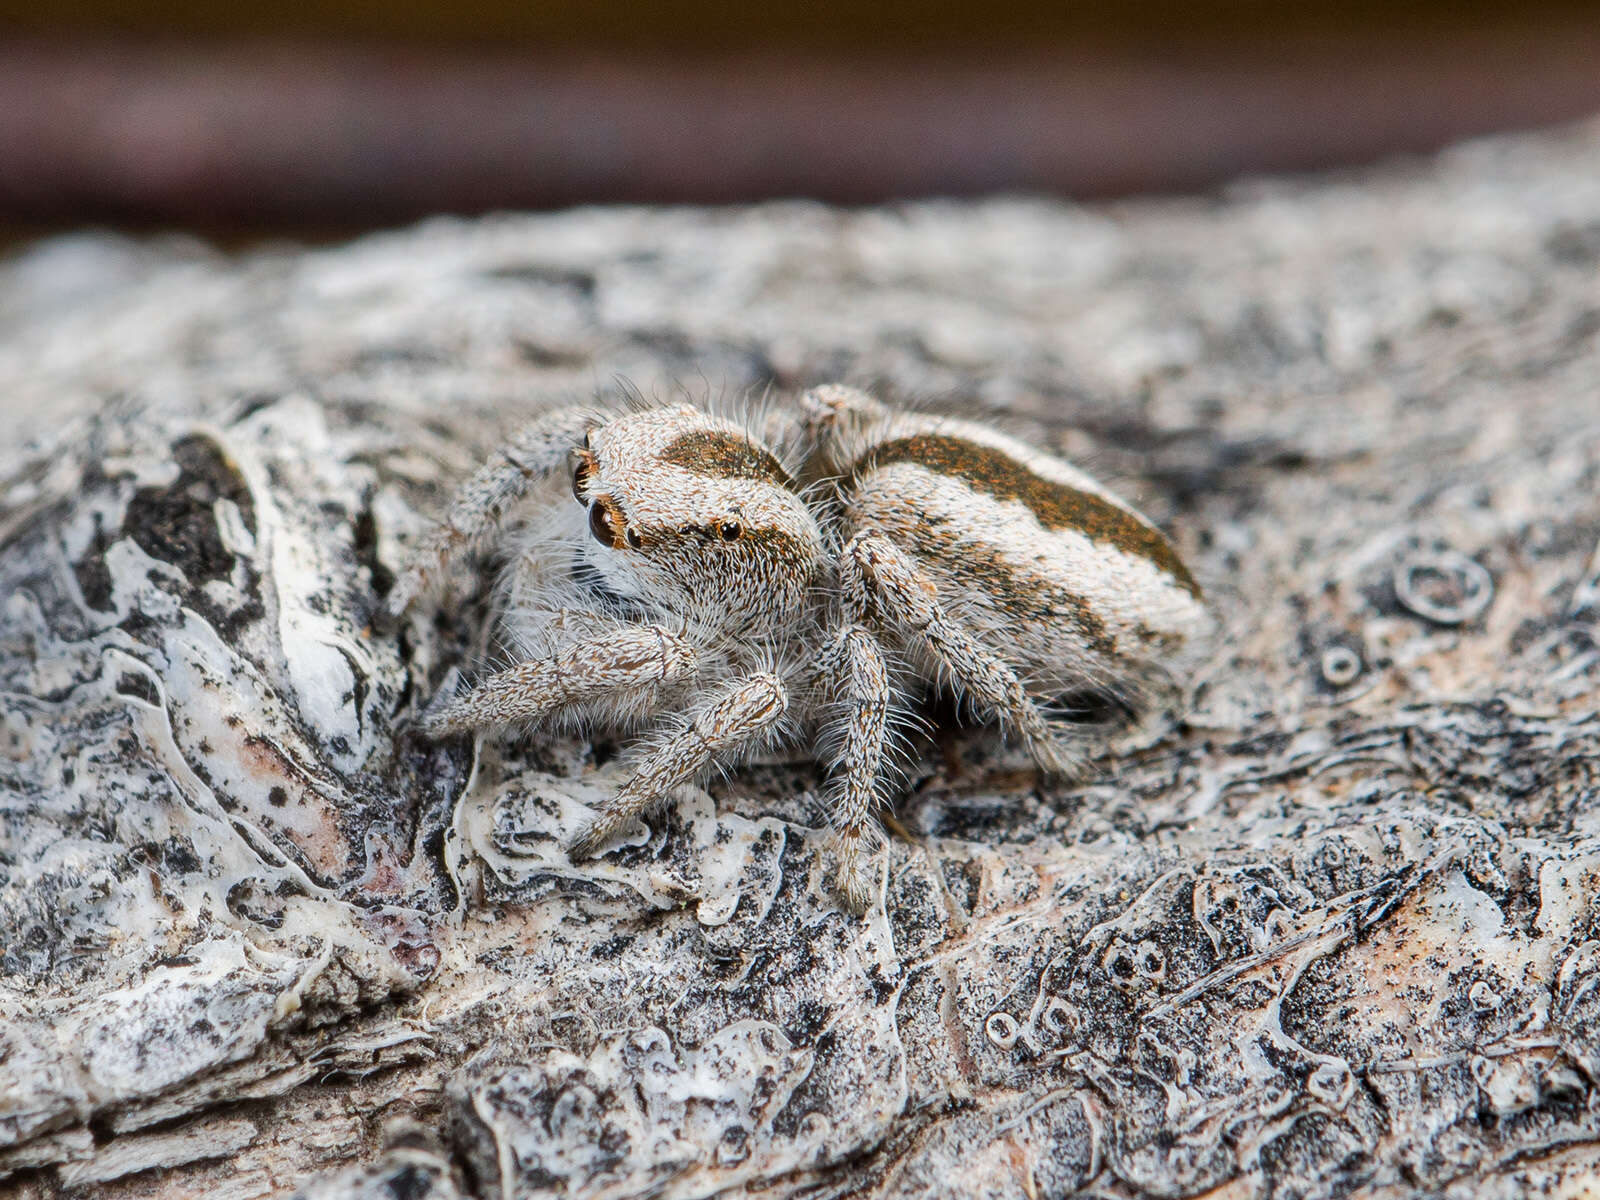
[{"xmin": 3, "ymin": 1, "xmax": 1600, "ymax": 241}]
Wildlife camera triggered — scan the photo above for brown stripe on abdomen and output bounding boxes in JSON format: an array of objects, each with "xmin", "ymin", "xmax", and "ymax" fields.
[
  {"xmin": 846, "ymin": 434, "xmax": 1200, "ymax": 597},
  {"xmin": 896, "ymin": 524, "xmax": 1116, "ymax": 657},
  {"xmin": 659, "ymin": 429, "xmax": 795, "ymax": 489}
]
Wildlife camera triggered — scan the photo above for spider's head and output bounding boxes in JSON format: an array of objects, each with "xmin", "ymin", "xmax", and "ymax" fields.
[{"xmin": 569, "ymin": 405, "xmax": 826, "ymax": 633}]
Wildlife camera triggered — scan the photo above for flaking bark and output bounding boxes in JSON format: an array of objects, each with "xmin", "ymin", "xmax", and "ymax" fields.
[{"xmin": 3, "ymin": 121, "xmax": 1600, "ymax": 1199}]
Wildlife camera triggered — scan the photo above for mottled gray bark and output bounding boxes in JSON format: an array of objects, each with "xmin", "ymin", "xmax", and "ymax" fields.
[{"xmin": 3, "ymin": 120, "xmax": 1600, "ymax": 1200}]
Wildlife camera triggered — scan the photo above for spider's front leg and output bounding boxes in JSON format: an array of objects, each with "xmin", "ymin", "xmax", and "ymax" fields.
[
  {"xmin": 814, "ymin": 624, "xmax": 892, "ymax": 912},
  {"xmin": 419, "ymin": 623, "xmax": 698, "ymax": 737},
  {"xmin": 378, "ymin": 404, "xmax": 600, "ymax": 629},
  {"xmin": 840, "ymin": 532, "xmax": 1082, "ymax": 778},
  {"xmin": 568, "ymin": 672, "xmax": 789, "ymax": 859}
]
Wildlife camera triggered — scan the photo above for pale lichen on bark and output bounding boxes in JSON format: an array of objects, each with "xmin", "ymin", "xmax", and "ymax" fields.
[{"xmin": 2, "ymin": 121, "xmax": 1600, "ymax": 1199}]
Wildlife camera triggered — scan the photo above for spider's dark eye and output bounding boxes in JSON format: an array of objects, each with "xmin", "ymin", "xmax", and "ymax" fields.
[
  {"xmin": 571, "ymin": 455, "xmax": 592, "ymax": 504},
  {"xmin": 625, "ymin": 526, "xmax": 644, "ymax": 550},
  {"xmin": 589, "ymin": 500, "xmax": 620, "ymax": 547},
  {"xmin": 719, "ymin": 520, "xmax": 742, "ymax": 542}
]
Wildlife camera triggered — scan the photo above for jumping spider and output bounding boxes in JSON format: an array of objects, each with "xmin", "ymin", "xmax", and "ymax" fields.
[{"xmin": 381, "ymin": 385, "xmax": 1210, "ymax": 911}]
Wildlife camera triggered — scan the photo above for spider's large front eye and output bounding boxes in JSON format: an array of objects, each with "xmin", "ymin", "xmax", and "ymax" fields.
[{"xmin": 589, "ymin": 500, "xmax": 620, "ymax": 547}]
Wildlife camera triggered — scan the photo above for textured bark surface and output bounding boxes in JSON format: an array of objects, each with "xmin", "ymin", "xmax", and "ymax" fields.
[{"xmin": 3, "ymin": 120, "xmax": 1600, "ymax": 1199}]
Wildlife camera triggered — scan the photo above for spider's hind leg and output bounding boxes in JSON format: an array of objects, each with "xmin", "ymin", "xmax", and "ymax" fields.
[{"xmin": 839, "ymin": 532, "xmax": 1084, "ymax": 780}]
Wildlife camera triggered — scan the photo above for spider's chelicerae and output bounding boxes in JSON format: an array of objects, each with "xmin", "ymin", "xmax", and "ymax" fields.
[{"xmin": 382, "ymin": 385, "xmax": 1210, "ymax": 911}]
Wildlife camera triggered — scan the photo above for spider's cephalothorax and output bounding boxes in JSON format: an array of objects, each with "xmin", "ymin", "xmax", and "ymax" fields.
[
  {"xmin": 565, "ymin": 403, "xmax": 827, "ymax": 642},
  {"xmin": 382, "ymin": 387, "xmax": 1211, "ymax": 912}
]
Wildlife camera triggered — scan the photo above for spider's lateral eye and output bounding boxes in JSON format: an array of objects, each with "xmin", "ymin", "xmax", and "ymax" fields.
[
  {"xmin": 571, "ymin": 455, "xmax": 592, "ymax": 504},
  {"xmin": 625, "ymin": 527, "xmax": 644, "ymax": 550},
  {"xmin": 719, "ymin": 520, "xmax": 743, "ymax": 542}
]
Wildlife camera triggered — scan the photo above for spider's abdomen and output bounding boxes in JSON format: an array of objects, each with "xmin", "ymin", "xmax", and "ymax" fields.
[{"xmin": 837, "ymin": 416, "xmax": 1209, "ymax": 695}]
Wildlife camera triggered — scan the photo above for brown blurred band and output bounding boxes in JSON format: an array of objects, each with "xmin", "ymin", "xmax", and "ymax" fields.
[{"xmin": 1, "ymin": 28, "xmax": 1599, "ymax": 230}]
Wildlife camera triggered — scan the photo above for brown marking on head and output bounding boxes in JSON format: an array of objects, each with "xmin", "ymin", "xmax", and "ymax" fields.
[
  {"xmin": 849, "ymin": 434, "xmax": 1201, "ymax": 597},
  {"xmin": 659, "ymin": 429, "xmax": 796, "ymax": 490}
]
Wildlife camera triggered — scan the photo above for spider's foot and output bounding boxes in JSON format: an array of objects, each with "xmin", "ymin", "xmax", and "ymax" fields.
[
  {"xmin": 568, "ymin": 810, "xmax": 633, "ymax": 860},
  {"xmin": 834, "ymin": 862, "xmax": 876, "ymax": 915},
  {"xmin": 830, "ymin": 834, "xmax": 880, "ymax": 915},
  {"xmin": 412, "ymin": 668, "xmax": 465, "ymax": 740},
  {"xmin": 1027, "ymin": 731, "xmax": 1086, "ymax": 783}
]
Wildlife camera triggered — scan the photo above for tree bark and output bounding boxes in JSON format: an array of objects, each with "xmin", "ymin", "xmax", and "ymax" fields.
[{"xmin": 3, "ymin": 121, "xmax": 1600, "ymax": 1199}]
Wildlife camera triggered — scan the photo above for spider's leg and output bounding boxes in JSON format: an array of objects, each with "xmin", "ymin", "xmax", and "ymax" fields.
[
  {"xmin": 797, "ymin": 383, "xmax": 888, "ymax": 432},
  {"xmin": 568, "ymin": 672, "xmax": 789, "ymax": 859},
  {"xmin": 378, "ymin": 403, "xmax": 600, "ymax": 628},
  {"xmin": 840, "ymin": 532, "xmax": 1082, "ymax": 778},
  {"xmin": 419, "ymin": 624, "xmax": 697, "ymax": 736},
  {"xmin": 814, "ymin": 623, "xmax": 891, "ymax": 913},
  {"xmin": 795, "ymin": 384, "xmax": 889, "ymax": 469}
]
